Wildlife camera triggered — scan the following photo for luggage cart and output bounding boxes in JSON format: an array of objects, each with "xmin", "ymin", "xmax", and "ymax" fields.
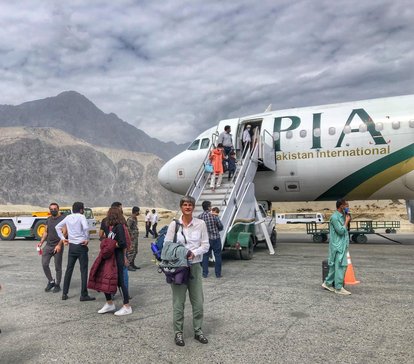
[{"xmin": 306, "ymin": 220, "xmax": 401, "ymax": 243}]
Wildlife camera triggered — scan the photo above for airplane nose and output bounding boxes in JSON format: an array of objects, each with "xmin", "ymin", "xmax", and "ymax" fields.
[{"xmin": 158, "ymin": 163, "xmax": 171, "ymax": 191}]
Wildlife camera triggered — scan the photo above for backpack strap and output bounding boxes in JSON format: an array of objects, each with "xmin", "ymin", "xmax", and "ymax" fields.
[{"xmin": 173, "ymin": 219, "xmax": 187, "ymax": 245}]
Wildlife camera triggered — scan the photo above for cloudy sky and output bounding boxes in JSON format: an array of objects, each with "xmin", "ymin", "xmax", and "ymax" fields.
[{"xmin": 1, "ymin": 0, "xmax": 413, "ymax": 143}]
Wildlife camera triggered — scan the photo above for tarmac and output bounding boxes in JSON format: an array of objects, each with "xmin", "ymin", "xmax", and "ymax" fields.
[{"xmin": 0, "ymin": 233, "xmax": 413, "ymax": 364}]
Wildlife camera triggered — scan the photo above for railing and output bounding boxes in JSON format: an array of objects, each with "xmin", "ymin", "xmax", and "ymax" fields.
[
  {"xmin": 218, "ymin": 142, "xmax": 259, "ymax": 242},
  {"xmin": 185, "ymin": 131, "xmax": 219, "ymax": 201}
]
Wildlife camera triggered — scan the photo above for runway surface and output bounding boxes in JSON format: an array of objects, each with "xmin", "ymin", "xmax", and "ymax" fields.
[{"xmin": 0, "ymin": 233, "xmax": 413, "ymax": 363}]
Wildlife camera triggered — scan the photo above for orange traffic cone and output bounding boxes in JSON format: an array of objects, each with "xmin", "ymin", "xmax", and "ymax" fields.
[{"xmin": 344, "ymin": 251, "xmax": 360, "ymax": 285}]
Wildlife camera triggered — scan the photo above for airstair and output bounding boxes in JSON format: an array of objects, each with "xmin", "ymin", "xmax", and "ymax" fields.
[{"xmin": 186, "ymin": 127, "xmax": 276, "ymax": 255}]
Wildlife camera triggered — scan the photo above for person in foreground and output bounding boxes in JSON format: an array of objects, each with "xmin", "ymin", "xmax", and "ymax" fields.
[
  {"xmin": 322, "ymin": 198, "xmax": 352, "ymax": 295},
  {"xmin": 164, "ymin": 196, "xmax": 210, "ymax": 346}
]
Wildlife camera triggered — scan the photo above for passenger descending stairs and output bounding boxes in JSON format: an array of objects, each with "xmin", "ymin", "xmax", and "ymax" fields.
[{"xmin": 187, "ymin": 141, "xmax": 275, "ymax": 255}]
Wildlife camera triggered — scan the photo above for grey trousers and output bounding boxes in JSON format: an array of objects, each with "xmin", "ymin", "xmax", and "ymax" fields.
[
  {"xmin": 42, "ymin": 244, "xmax": 64, "ymax": 285},
  {"xmin": 171, "ymin": 263, "xmax": 204, "ymax": 335}
]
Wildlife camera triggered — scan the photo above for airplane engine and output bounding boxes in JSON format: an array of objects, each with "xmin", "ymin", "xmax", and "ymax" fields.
[{"xmin": 406, "ymin": 200, "xmax": 414, "ymax": 223}]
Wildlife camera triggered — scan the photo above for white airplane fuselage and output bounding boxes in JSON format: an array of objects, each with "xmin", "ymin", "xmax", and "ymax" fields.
[{"xmin": 158, "ymin": 95, "xmax": 414, "ymax": 203}]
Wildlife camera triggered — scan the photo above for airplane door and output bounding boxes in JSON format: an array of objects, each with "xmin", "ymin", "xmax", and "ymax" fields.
[{"xmin": 261, "ymin": 129, "xmax": 276, "ymax": 171}]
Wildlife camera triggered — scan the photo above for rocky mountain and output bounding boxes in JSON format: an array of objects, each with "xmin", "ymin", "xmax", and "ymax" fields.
[
  {"xmin": 0, "ymin": 127, "xmax": 180, "ymax": 208},
  {"xmin": 0, "ymin": 91, "xmax": 188, "ymax": 161}
]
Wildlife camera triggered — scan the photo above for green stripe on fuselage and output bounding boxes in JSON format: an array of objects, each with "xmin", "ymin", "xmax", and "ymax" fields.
[{"xmin": 316, "ymin": 143, "xmax": 414, "ymax": 200}]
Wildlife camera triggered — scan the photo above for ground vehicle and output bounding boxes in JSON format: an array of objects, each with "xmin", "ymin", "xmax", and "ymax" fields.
[
  {"xmin": 0, "ymin": 216, "xmax": 48, "ymax": 240},
  {"xmin": 276, "ymin": 212, "xmax": 324, "ymax": 224},
  {"xmin": 306, "ymin": 220, "xmax": 401, "ymax": 243},
  {"xmin": 59, "ymin": 207, "xmax": 98, "ymax": 238},
  {"xmin": 0, "ymin": 207, "xmax": 97, "ymax": 241},
  {"xmin": 222, "ymin": 203, "xmax": 277, "ymax": 259}
]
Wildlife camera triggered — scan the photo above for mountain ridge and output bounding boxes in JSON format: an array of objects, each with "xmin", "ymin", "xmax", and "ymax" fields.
[{"xmin": 0, "ymin": 91, "xmax": 188, "ymax": 161}]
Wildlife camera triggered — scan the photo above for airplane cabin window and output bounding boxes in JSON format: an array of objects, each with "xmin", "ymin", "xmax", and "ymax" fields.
[
  {"xmin": 343, "ymin": 126, "xmax": 351, "ymax": 134},
  {"xmin": 409, "ymin": 120, "xmax": 414, "ymax": 128},
  {"xmin": 375, "ymin": 122, "xmax": 384, "ymax": 131},
  {"xmin": 392, "ymin": 121, "xmax": 400, "ymax": 130},
  {"xmin": 359, "ymin": 124, "xmax": 367, "ymax": 133},
  {"xmin": 188, "ymin": 139, "xmax": 200, "ymax": 150},
  {"xmin": 328, "ymin": 127, "xmax": 336, "ymax": 135},
  {"xmin": 299, "ymin": 130, "xmax": 307, "ymax": 138},
  {"xmin": 200, "ymin": 138, "xmax": 210, "ymax": 149},
  {"xmin": 313, "ymin": 128, "xmax": 321, "ymax": 137},
  {"xmin": 286, "ymin": 130, "xmax": 293, "ymax": 139}
]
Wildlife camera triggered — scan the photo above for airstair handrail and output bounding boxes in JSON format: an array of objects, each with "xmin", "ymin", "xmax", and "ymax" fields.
[{"xmin": 185, "ymin": 131, "xmax": 219, "ymax": 199}]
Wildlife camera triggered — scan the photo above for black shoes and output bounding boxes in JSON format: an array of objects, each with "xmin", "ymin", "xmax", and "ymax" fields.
[
  {"xmin": 62, "ymin": 294, "xmax": 68, "ymax": 300},
  {"xmin": 80, "ymin": 295, "xmax": 96, "ymax": 302},
  {"xmin": 52, "ymin": 285, "xmax": 61, "ymax": 293},
  {"xmin": 194, "ymin": 333, "xmax": 209, "ymax": 344},
  {"xmin": 45, "ymin": 280, "xmax": 55, "ymax": 292},
  {"xmin": 128, "ymin": 266, "xmax": 136, "ymax": 272},
  {"xmin": 175, "ymin": 332, "xmax": 185, "ymax": 346},
  {"xmin": 132, "ymin": 264, "xmax": 140, "ymax": 270}
]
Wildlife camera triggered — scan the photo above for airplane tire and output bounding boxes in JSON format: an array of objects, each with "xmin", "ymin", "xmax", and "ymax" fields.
[
  {"xmin": 0, "ymin": 221, "xmax": 17, "ymax": 240},
  {"xmin": 351, "ymin": 234, "xmax": 358, "ymax": 243},
  {"xmin": 34, "ymin": 220, "xmax": 47, "ymax": 240},
  {"xmin": 270, "ymin": 229, "xmax": 277, "ymax": 247},
  {"xmin": 240, "ymin": 237, "xmax": 254, "ymax": 260}
]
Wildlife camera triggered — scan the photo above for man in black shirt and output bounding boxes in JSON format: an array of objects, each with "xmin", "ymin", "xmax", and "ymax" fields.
[{"xmin": 37, "ymin": 203, "xmax": 65, "ymax": 293}]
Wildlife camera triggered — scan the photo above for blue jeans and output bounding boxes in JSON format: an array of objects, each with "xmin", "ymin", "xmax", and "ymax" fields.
[{"xmin": 202, "ymin": 238, "xmax": 222, "ymax": 277}]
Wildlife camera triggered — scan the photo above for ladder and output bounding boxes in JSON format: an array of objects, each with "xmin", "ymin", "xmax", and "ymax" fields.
[{"xmin": 187, "ymin": 129, "xmax": 275, "ymax": 255}]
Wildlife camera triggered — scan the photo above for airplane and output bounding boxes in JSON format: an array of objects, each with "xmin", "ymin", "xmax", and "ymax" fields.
[{"xmin": 158, "ymin": 94, "xmax": 414, "ymax": 223}]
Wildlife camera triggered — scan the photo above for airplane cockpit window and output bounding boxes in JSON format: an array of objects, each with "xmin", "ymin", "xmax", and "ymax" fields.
[
  {"xmin": 286, "ymin": 130, "xmax": 293, "ymax": 139},
  {"xmin": 343, "ymin": 126, "xmax": 351, "ymax": 134},
  {"xmin": 328, "ymin": 127, "xmax": 336, "ymax": 135},
  {"xmin": 409, "ymin": 120, "xmax": 414, "ymax": 128},
  {"xmin": 375, "ymin": 122, "xmax": 384, "ymax": 131},
  {"xmin": 200, "ymin": 138, "xmax": 210, "ymax": 149},
  {"xmin": 359, "ymin": 124, "xmax": 367, "ymax": 133},
  {"xmin": 188, "ymin": 139, "xmax": 200, "ymax": 150},
  {"xmin": 313, "ymin": 128, "xmax": 321, "ymax": 137},
  {"xmin": 299, "ymin": 130, "xmax": 307, "ymax": 138},
  {"xmin": 392, "ymin": 121, "xmax": 400, "ymax": 129}
]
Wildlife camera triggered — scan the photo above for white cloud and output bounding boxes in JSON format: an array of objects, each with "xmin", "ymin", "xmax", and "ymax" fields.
[{"xmin": 0, "ymin": 0, "xmax": 413, "ymax": 143}]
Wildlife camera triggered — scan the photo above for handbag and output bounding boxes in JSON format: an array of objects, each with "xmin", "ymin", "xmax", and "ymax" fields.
[{"xmin": 204, "ymin": 162, "xmax": 213, "ymax": 173}]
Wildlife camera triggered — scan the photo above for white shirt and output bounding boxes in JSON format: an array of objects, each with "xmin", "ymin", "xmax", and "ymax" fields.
[
  {"xmin": 165, "ymin": 217, "xmax": 209, "ymax": 263},
  {"xmin": 151, "ymin": 213, "xmax": 159, "ymax": 224},
  {"xmin": 243, "ymin": 129, "xmax": 251, "ymax": 143},
  {"xmin": 145, "ymin": 213, "xmax": 151, "ymax": 222},
  {"xmin": 55, "ymin": 213, "xmax": 89, "ymax": 245}
]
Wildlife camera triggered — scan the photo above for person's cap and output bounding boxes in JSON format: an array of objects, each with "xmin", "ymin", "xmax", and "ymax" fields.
[{"xmin": 246, "ymin": 124, "xmax": 251, "ymax": 128}]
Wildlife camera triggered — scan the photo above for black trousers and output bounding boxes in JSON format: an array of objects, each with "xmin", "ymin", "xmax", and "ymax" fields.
[
  {"xmin": 152, "ymin": 223, "xmax": 158, "ymax": 238},
  {"xmin": 104, "ymin": 250, "xmax": 129, "ymax": 304},
  {"xmin": 63, "ymin": 244, "xmax": 89, "ymax": 297}
]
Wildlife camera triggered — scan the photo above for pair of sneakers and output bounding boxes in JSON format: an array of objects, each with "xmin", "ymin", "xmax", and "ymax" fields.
[
  {"xmin": 98, "ymin": 303, "xmax": 132, "ymax": 316},
  {"xmin": 45, "ymin": 280, "xmax": 61, "ymax": 293},
  {"xmin": 322, "ymin": 282, "xmax": 351, "ymax": 295}
]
